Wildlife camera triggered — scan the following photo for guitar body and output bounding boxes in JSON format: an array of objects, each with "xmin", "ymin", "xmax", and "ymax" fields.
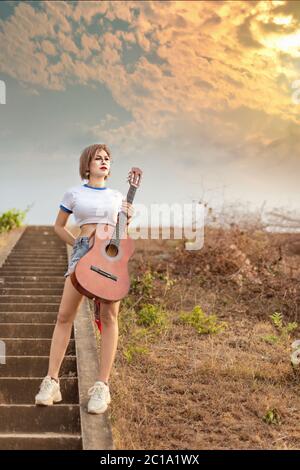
[{"xmin": 70, "ymin": 223, "xmax": 135, "ymax": 302}]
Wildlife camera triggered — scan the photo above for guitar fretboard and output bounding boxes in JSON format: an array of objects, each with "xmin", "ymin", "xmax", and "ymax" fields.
[{"xmin": 110, "ymin": 184, "xmax": 137, "ymax": 247}]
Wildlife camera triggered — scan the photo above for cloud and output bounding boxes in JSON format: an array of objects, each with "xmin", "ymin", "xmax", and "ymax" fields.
[
  {"xmin": 41, "ymin": 39, "xmax": 57, "ymax": 56},
  {"xmin": 0, "ymin": 0, "xmax": 299, "ymax": 180},
  {"xmin": 237, "ymin": 15, "xmax": 263, "ymax": 48}
]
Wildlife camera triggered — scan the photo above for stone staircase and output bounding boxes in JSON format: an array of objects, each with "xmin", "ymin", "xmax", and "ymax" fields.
[{"xmin": 0, "ymin": 226, "xmax": 82, "ymax": 449}]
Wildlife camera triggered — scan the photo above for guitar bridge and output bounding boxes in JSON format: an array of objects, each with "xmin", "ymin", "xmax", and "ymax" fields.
[{"xmin": 90, "ymin": 265, "xmax": 118, "ymax": 281}]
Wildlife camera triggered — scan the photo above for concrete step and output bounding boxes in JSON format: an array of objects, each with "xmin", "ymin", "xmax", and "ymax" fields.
[
  {"xmin": 2, "ymin": 266, "xmax": 66, "ymax": 272},
  {"xmin": 0, "ymin": 276, "xmax": 67, "ymax": 287},
  {"xmin": 0, "ymin": 312, "xmax": 59, "ymax": 323},
  {"xmin": 0, "ymin": 294, "xmax": 62, "ymax": 303},
  {"xmin": 16, "ymin": 236, "xmax": 64, "ymax": 240},
  {"xmin": 22, "ymin": 225, "xmax": 56, "ymax": 230},
  {"xmin": 6, "ymin": 249, "xmax": 67, "ymax": 260},
  {"xmin": 7, "ymin": 252, "xmax": 67, "ymax": 257},
  {"xmin": 0, "ymin": 288, "xmax": 63, "ymax": 296},
  {"xmin": 0, "ymin": 265, "xmax": 65, "ymax": 269},
  {"xmin": 0, "ymin": 356, "xmax": 77, "ymax": 377},
  {"xmin": 14, "ymin": 236, "xmax": 63, "ymax": 239},
  {"xmin": 17, "ymin": 242, "xmax": 60, "ymax": 246},
  {"xmin": 0, "ymin": 405, "xmax": 81, "ymax": 433},
  {"xmin": 0, "ymin": 323, "xmax": 74, "ymax": 338},
  {"xmin": 0, "ymin": 268, "xmax": 65, "ymax": 275},
  {"xmin": 1, "ymin": 338, "xmax": 75, "ymax": 355},
  {"xmin": 5, "ymin": 254, "xmax": 66, "ymax": 259},
  {"xmin": 1, "ymin": 282, "xmax": 64, "ymax": 288},
  {"xmin": 5, "ymin": 261, "xmax": 67, "ymax": 267},
  {"xmin": 14, "ymin": 239, "xmax": 65, "ymax": 243},
  {"xmin": 4, "ymin": 261, "xmax": 67, "ymax": 267},
  {"xmin": 15, "ymin": 235, "xmax": 60, "ymax": 238},
  {"xmin": 0, "ymin": 276, "xmax": 65, "ymax": 282},
  {"xmin": 12, "ymin": 249, "xmax": 67, "ymax": 254},
  {"xmin": 13, "ymin": 248, "xmax": 66, "ymax": 255},
  {"xmin": 0, "ymin": 303, "xmax": 59, "ymax": 311},
  {"xmin": 5, "ymin": 249, "xmax": 67, "ymax": 261},
  {"xmin": 0, "ymin": 377, "xmax": 79, "ymax": 404},
  {"xmin": 0, "ymin": 432, "xmax": 82, "ymax": 450},
  {"xmin": 4, "ymin": 256, "xmax": 66, "ymax": 261},
  {"xmin": 0, "ymin": 295, "xmax": 62, "ymax": 303}
]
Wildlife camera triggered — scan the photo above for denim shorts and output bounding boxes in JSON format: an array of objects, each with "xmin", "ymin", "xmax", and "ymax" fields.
[{"xmin": 64, "ymin": 236, "xmax": 91, "ymax": 278}]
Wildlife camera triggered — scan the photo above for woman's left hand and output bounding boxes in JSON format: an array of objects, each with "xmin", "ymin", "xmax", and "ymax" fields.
[{"xmin": 120, "ymin": 200, "xmax": 134, "ymax": 225}]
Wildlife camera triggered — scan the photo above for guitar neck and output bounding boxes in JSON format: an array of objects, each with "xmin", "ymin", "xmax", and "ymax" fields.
[
  {"xmin": 126, "ymin": 184, "xmax": 137, "ymax": 205},
  {"xmin": 110, "ymin": 184, "xmax": 137, "ymax": 245}
]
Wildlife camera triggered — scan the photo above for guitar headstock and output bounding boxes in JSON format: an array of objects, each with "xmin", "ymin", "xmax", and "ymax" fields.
[{"xmin": 127, "ymin": 167, "xmax": 143, "ymax": 188}]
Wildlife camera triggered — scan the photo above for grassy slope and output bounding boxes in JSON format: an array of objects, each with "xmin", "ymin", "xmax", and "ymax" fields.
[{"xmin": 104, "ymin": 227, "xmax": 300, "ymax": 450}]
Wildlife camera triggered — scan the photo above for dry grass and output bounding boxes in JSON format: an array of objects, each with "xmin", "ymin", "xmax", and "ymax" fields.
[
  {"xmin": 0, "ymin": 227, "xmax": 23, "ymax": 250},
  {"xmin": 101, "ymin": 226, "xmax": 300, "ymax": 449}
]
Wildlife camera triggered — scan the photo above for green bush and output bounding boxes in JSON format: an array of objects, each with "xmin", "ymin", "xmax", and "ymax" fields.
[
  {"xmin": 270, "ymin": 312, "xmax": 298, "ymax": 337},
  {"xmin": 179, "ymin": 305, "xmax": 228, "ymax": 335},
  {"xmin": 262, "ymin": 408, "xmax": 281, "ymax": 425},
  {"xmin": 123, "ymin": 344, "xmax": 149, "ymax": 364},
  {"xmin": 131, "ymin": 270, "xmax": 154, "ymax": 300},
  {"xmin": 261, "ymin": 334, "xmax": 279, "ymax": 345},
  {"xmin": 137, "ymin": 303, "xmax": 168, "ymax": 329},
  {"xmin": 0, "ymin": 206, "xmax": 29, "ymax": 233}
]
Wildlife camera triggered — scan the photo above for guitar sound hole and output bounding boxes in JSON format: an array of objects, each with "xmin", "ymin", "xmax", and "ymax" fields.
[{"xmin": 105, "ymin": 243, "xmax": 119, "ymax": 257}]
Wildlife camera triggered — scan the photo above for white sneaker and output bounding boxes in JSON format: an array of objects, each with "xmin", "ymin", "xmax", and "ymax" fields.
[
  {"xmin": 87, "ymin": 380, "xmax": 111, "ymax": 414},
  {"xmin": 35, "ymin": 375, "xmax": 62, "ymax": 406}
]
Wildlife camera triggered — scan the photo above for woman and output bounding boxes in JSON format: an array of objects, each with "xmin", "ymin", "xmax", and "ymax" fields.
[{"xmin": 35, "ymin": 143, "xmax": 134, "ymax": 414}]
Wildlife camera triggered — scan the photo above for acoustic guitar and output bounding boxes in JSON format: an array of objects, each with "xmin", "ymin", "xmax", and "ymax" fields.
[{"xmin": 70, "ymin": 167, "xmax": 142, "ymax": 305}]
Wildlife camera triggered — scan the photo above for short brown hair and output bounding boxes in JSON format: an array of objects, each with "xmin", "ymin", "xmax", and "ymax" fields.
[{"xmin": 79, "ymin": 143, "xmax": 112, "ymax": 180}]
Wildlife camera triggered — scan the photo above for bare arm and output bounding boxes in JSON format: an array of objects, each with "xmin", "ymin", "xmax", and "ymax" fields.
[{"xmin": 54, "ymin": 209, "xmax": 77, "ymax": 246}]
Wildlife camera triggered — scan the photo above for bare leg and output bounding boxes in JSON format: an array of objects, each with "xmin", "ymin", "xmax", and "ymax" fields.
[
  {"xmin": 47, "ymin": 275, "xmax": 83, "ymax": 379},
  {"xmin": 97, "ymin": 300, "xmax": 121, "ymax": 383}
]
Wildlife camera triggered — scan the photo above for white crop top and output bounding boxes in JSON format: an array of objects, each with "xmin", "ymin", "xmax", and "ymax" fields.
[{"xmin": 59, "ymin": 183, "xmax": 124, "ymax": 228}]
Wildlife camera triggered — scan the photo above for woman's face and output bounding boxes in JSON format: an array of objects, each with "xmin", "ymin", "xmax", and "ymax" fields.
[{"xmin": 89, "ymin": 148, "xmax": 111, "ymax": 178}]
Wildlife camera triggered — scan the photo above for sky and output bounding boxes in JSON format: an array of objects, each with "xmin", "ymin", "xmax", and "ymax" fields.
[{"xmin": 0, "ymin": 0, "xmax": 299, "ymax": 227}]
